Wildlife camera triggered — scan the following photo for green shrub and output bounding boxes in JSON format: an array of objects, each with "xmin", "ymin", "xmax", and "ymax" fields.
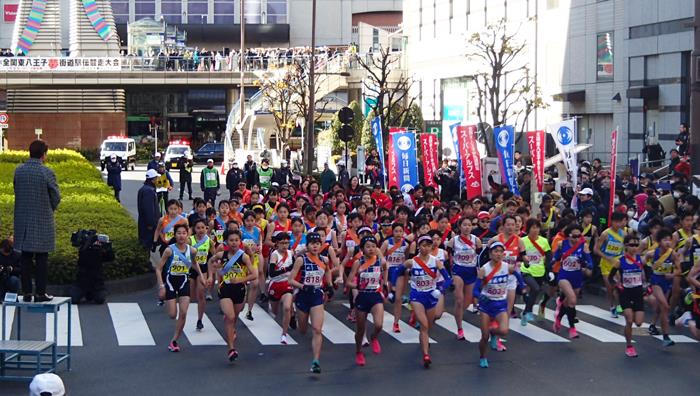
[
  {"xmin": 78, "ymin": 148, "xmax": 100, "ymax": 162},
  {"xmin": 0, "ymin": 150, "xmax": 150, "ymax": 285}
]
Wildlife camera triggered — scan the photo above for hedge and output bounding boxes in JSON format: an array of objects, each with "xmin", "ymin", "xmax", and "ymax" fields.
[{"xmin": 0, "ymin": 149, "xmax": 150, "ymax": 285}]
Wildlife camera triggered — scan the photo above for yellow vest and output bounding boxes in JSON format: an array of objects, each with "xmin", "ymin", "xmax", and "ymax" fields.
[{"xmin": 155, "ymin": 174, "xmax": 171, "ymax": 189}]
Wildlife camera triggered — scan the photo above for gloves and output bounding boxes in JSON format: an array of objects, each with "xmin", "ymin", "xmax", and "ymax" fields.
[
  {"xmin": 547, "ymin": 272, "xmax": 556, "ymax": 283},
  {"xmin": 323, "ymin": 285, "xmax": 334, "ymax": 299}
]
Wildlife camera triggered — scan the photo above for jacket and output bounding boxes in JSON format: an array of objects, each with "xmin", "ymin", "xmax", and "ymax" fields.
[
  {"xmin": 320, "ymin": 169, "xmax": 336, "ymax": 193},
  {"xmin": 147, "ymin": 159, "xmax": 160, "ymax": 171},
  {"xmin": 200, "ymin": 166, "xmax": 220, "ymax": 191},
  {"xmin": 137, "ymin": 181, "xmax": 159, "ymax": 249},
  {"xmin": 226, "ymin": 167, "xmax": 244, "ymax": 191},
  {"xmin": 13, "ymin": 159, "xmax": 61, "ymax": 253},
  {"xmin": 106, "ymin": 160, "xmax": 122, "ymax": 191}
]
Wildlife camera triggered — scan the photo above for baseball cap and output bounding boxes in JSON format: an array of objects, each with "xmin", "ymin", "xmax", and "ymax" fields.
[
  {"xmin": 29, "ymin": 373, "xmax": 65, "ymax": 396},
  {"xmin": 154, "ymin": 152, "xmax": 161, "ymax": 157},
  {"xmin": 489, "ymin": 241, "xmax": 505, "ymax": 251},
  {"xmin": 477, "ymin": 211, "xmax": 490, "ymax": 220},
  {"xmin": 207, "ymin": 159, "xmax": 214, "ymax": 164},
  {"xmin": 579, "ymin": 188, "xmax": 594, "ymax": 196},
  {"xmin": 417, "ymin": 235, "xmax": 433, "ymax": 245},
  {"xmin": 145, "ymin": 169, "xmax": 159, "ymax": 179}
]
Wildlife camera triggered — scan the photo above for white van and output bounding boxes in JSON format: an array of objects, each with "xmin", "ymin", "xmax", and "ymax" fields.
[
  {"xmin": 100, "ymin": 136, "xmax": 136, "ymax": 171},
  {"xmin": 164, "ymin": 140, "xmax": 193, "ymax": 170}
]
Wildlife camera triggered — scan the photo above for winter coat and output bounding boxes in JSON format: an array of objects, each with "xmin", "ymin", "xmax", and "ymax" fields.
[
  {"xmin": 13, "ymin": 159, "xmax": 61, "ymax": 253},
  {"xmin": 137, "ymin": 181, "xmax": 159, "ymax": 249},
  {"xmin": 106, "ymin": 160, "xmax": 122, "ymax": 191}
]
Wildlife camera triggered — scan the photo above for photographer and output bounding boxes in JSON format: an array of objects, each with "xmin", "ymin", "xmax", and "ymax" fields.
[
  {"xmin": 69, "ymin": 231, "xmax": 114, "ymax": 304},
  {"xmin": 0, "ymin": 238, "xmax": 21, "ymax": 297}
]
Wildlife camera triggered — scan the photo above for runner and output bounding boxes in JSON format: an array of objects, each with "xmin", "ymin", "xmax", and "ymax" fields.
[
  {"xmin": 402, "ymin": 235, "xmax": 452, "ymax": 368},
  {"xmin": 346, "ymin": 235, "xmax": 387, "ymax": 366},
  {"xmin": 288, "ymin": 232, "xmax": 332, "ymax": 373},
  {"xmin": 341, "ymin": 213, "xmax": 363, "ymax": 322},
  {"xmin": 552, "ymin": 224, "xmax": 593, "ymax": 339},
  {"xmin": 594, "ymin": 212, "xmax": 628, "ymax": 318},
  {"xmin": 189, "ymin": 219, "xmax": 214, "ymax": 330},
  {"xmin": 640, "ymin": 218, "xmax": 663, "ymax": 335},
  {"xmin": 241, "ymin": 211, "xmax": 264, "ymax": 321},
  {"xmin": 608, "ymin": 234, "xmax": 647, "ymax": 357},
  {"xmin": 207, "ymin": 230, "xmax": 257, "ymax": 361},
  {"xmin": 152, "ymin": 199, "xmax": 189, "ymax": 254},
  {"xmin": 672, "ymin": 211, "xmax": 695, "ymax": 319},
  {"xmin": 380, "ymin": 223, "xmax": 409, "ymax": 333},
  {"xmin": 156, "ymin": 223, "xmax": 205, "ymax": 352},
  {"xmin": 685, "ymin": 222, "xmax": 700, "ymax": 340},
  {"xmin": 211, "ymin": 200, "xmax": 231, "ymax": 245},
  {"xmin": 429, "ymin": 229, "xmax": 449, "ymax": 319},
  {"xmin": 520, "ymin": 219, "xmax": 551, "ymax": 326},
  {"xmin": 488, "ymin": 215, "xmax": 527, "ymax": 326},
  {"xmin": 477, "ymin": 241, "xmax": 513, "ymax": 368},
  {"xmin": 267, "ymin": 232, "xmax": 295, "ymax": 344},
  {"xmin": 644, "ymin": 228, "xmax": 680, "ymax": 347},
  {"xmin": 289, "ymin": 217, "xmax": 308, "ymax": 256},
  {"xmin": 445, "ymin": 217, "xmax": 482, "ymax": 339}
]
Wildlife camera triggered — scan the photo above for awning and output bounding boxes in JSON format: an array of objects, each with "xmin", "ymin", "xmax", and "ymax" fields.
[
  {"xmin": 627, "ymin": 86, "xmax": 659, "ymax": 100},
  {"xmin": 552, "ymin": 90, "xmax": 585, "ymax": 102}
]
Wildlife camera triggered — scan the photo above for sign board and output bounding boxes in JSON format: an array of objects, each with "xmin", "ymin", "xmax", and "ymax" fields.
[
  {"xmin": 0, "ymin": 112, "xmax": 7, "ymax": 128},
  {"xmin": 3, "ymin": 4, "xmax": 17, "ymax": 22},
  {"xmin": 4, "ymin": 292, "xmax": 17, "ymax": 303},
  {"xmin": 0, "ymin": 57, "xmax": 122, "ymax": 72}
]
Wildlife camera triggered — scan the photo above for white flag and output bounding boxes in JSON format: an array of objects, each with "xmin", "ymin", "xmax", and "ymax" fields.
[{"xmin": 547, "ymin": 118, "xmax": 578, "ymax": 188}]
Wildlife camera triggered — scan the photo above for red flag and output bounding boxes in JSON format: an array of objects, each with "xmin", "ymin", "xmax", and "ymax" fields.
[
  {"xmin": 608, "ymin": 129, "xmax": 618, "ymax": 224},
  {"xmin": 456, "ymin": 125, "xmax": 482, "ymax": 199},
  {"xmin": 420, "ymin": 133, "xmax": 438, "ymax": 188},
  {"xmin": 387, "ymin": 128, "xmax": 405, "ymax": 188},
  {"xmin": 527, "ymin": 130, "xmax": 545, "ymax": 192}
]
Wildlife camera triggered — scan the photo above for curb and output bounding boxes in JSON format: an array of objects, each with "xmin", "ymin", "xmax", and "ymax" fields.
[{"xmin": 46, "ymin": 272, "xmax": 155, "ymax": 297}]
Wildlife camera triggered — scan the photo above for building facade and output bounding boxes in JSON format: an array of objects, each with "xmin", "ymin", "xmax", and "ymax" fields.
[{"xmin": 403, "ymin": 0, "xmax": 694, "ymax": 165}]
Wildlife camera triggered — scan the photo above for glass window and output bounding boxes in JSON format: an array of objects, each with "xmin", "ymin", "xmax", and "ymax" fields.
[
  {"xmin": 188, "ymin": 14, "xmax": 208, "ymax": 24},
  {"xmin": 244, "ymin": 0, "xmax": 262, "ymax": 23},
  {"xmin": 214, "ymin": 2, "xmax": 235, "ymax": 14},
  {"xmin": 267, "ymin": 1, "xmax": 287, "ymax": 15},
  {"xmin": 596, "ymin": 32, "xmax": 614, "ymax": 81},
  {"xmin": 161, "ymin": 2, "xmax": 181, "ymax": 15},
  {"xmin": 214, "ymin": 15, "xmax": 235, "ymax": 24},
  {"xmin": 266, "ymin": 14, "xmax": 286, "ymax": 23},
  {"xmin": 112, "ymin": 1, "xmax": 129, "ymax": 15},
  {"xmin": 188, "ymin": 2, "xmax": 208, "ymax": 15},
  {"xmin": 134, "ymin": 2, "xmax": 155, "ymax": 16}
]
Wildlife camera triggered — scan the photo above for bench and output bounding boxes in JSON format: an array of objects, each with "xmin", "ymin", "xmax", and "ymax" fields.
[{"xmin": 0, "ymin": 340, "xmax": 56, "ymax": 381}]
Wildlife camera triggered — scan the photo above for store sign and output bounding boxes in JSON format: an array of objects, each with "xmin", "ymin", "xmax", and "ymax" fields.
[
  {"xmin": 0, "ymin": 57, "xmax": 122, "ymax": 72},
  {"xmin": 4, "ymin": 4, "xmax": 18, "ymax": 22}
]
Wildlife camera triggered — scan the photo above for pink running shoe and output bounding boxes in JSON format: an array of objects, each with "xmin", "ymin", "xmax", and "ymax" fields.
[
  {"xmin": 355, "ymin": 352, "xmax": 366, "ymax": 366},
  {"xmin": 496, "ymin": 339, "xmax": 507, "ymax": 352},
  {"xmin": 568, "ymin": 328, "xmax": 579, "ymax": 339},
  {"xmin": 392, "ymin": 322, "xmax": 401, "ymax": 333},
  {"xmin": 554, "ymin": 297, "xmax": 563, "ymax": 321},
  {"xmin": 371, "ymin": 338, "xmax": 381, "ymax": 354},
  {"xmin": 625, "ymin": 346, "xmax": 638, "ymax": 358},
  {"xmin": 457, "ymin": 328, "xmax": 465, "ymax": 340},
  {"xmin": 168, "ymin": 340, "xmax": 180, "ymax": 352}
]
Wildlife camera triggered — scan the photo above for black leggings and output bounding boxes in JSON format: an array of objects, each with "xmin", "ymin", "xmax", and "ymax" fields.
[
  {"xmin": 21, "ymin": 251, "xmax": 48, "ymax": 295},
  {"xmin": 523, "ymin": 274, "xmax": 545, "ymax": 313}
]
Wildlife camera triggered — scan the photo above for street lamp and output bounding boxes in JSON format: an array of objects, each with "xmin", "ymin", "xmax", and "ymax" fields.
[{"xmin": 304, "ymin": 0, "xmax": 317, "ymax": 175}]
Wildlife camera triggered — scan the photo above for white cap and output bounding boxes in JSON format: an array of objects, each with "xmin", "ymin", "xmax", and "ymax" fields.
[
  {"xmin": 145, "ymin": 169, "xmax": 159, "ymax": 179},
  {"xmin": 154, "ymin": 152, "xmax": 161, "ymax": 157},
  {"xmin": 207, "ymin": 159, "xmax": 214, "ymax": 163},
  {"xmin": 110, "ymin": 154, "xmax": 116, "ymax": 159},
  {"xmin": 281, "ymin": 159, "xmax": 287, "ymax": 165},
  {"xmin": 29, "ymin": 373, "xmax": 65, "ymax": 396},
  {"xmin": 579, "ymin": 187, "xmax": 594, "ymax": 196}
]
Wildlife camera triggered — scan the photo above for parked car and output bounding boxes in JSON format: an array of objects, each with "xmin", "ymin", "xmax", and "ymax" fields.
[{"xmin": 194, "ymin": 142, "xmax": 225, "ymax": 163}]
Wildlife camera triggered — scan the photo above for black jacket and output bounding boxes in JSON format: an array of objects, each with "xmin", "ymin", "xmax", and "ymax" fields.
[
  {"xmin": 137, "ymin": 181, "xmax": 159, "ymax": 249},
  {"xmin": 226, "ymin": 167, "xmax": 245, "ymax": 191}
]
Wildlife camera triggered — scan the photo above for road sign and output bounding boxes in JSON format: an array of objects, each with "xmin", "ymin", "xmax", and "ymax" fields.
[{"xmin": 0, "ymin": 113, "xmax": 7, "ymax": 128}]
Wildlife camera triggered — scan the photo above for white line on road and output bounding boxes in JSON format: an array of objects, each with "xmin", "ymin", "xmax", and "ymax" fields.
[
  {"xmin": 46, "ymin": 304, "xmax": 83, "ymax": 346},
  {"xmin": 239, "ymin": 304, "xmax": 297, "ymax": 345},
  {"xmin": 434, "ymin": 312, "xmax": 482, "ymax": 342},
  {"xmin": 343, "ymin": 303, "xmax": 435, "ymax": 343},
  {"xmin": 183, "ymin": 304, "xmax": 226, "ymax": 345},
  {"xmin": 108, "ymin": 303, "xmax": 156, "ymax": 346}
]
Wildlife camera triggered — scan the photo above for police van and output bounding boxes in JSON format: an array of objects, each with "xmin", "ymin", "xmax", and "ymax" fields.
[
  {"xmin": 100, "ymin": 136, "xmax": 136, "ymax": 171},
  {"xmin": 164, "ymin": 139, "xmax": 193, "ymax": 170}
]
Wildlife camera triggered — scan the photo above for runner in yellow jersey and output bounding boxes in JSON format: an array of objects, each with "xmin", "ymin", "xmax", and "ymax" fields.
[
  {"xmin": 594, "ymin": 212, "xmax": 627, "ymax": 318},
  {"xmin": 189, "ymin": 219, "xmax": 215, "ymax": 331}
]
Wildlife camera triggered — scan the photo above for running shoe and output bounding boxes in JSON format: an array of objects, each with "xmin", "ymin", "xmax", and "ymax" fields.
[
  {"xmin": 196, "ymin": 319, "xmax": 204, "ymax": 331},
  {"xmin": 371, "ymin": 338, "xmax": 381, "ymax": 354},
  {"xmin": 496, "ymin": 339, "xmax": 507, "ymax": 352},
  {"xmin": 616, "ymin": 305, "xmax": 623, "ymax": 314},
  {"xmin": 553, "ymin": 317, "xmax": 562, "ymax": 333},
  {"xmin": 362, "ymin": 336, "xmax": 370, "ymax": 347},
  {"xmin": 610, "ymin": 306, "xmax": 619, "ymax": 319},
  {"xmin": 228, "ymin": 349, "xmax": 238, "ymax": 362},
  {"xmin": 479, "ymin": 358, "xmax": 489, "ymax": 368},
  {"xmin": 467, "ymin": 304, "xmax": 479, "ymax": 314},
  {"xmin": 355, "ymin": 352, "xmax": 366, "ymax": 366},
  {"xmin": 205, "ymin": 292, "xmax": 213, "ymax": 301},
  {"xmin": 423, "ymin": 354, "xmax": 432, "ymax": 368},
  {"xmin": 280, "ymin": 334, "xmax": 288, "ymax": 345},
  {"xmin": 662, "ymin": 337, "xmax": 675, "ymax": 347},
  {"xmin": 392, "ymin": 322, "xmax": 401, "ymax": 333},
  {"xmin": 387, "ymin": 292, "xmax": 395, "ymax": 303},
  {"xmin": 402, "ymin": 295, "xmax": 410, "ymax": 305},
  {"xmin": 246, "ymin": 311, "xmax": 254, "ymax": 321},
  {"xmin": 521, "ymin": 312, "xmax": 534, "ymax": 327},
  {"xmin": 311, "ymin": 359, "xmax": 321, "ymax": 373},
  {"xmin": 647, "ymin": 324, "xmax": 660, "ymax": 335},
  {"xmin": 168, "ymin": 340, "xmax": 180, "ymax": 352},
  {"xmin": 489, "ymin": 335, "xmax": 498, "ymax": 350},
  {"xmin": 568, "ymin": 328, "xmax": 579, "ymax": 339},
  {"xmin": 537, "ymin": 304, "xmax": 545, "ymax": 320},
  {"xmin": 347, "ymin": 309, "xmax": 357, "ymax": 323},
  {"xmin": 457, "ymin": 328, "xmax": 465, "ymax": 340},
  {"xmin": 625, "ymin": 346, "xmax": 638, "ymax": 358}
]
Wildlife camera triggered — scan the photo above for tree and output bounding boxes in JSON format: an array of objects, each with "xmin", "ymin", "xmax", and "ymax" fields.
[
  {"xmin": 398, "ymin": 102, "xmax": 424, "ymax": 130},
  {"xmin": 466, "ymin": 19, "xmax": 548, "ymax": 155},
  {"xmin": 360, "ymin": 110, "xmax": 378, "ymax": 152},
  {"xmin": 287, "ymin": 63, "xmax": 331, "ymax": 135},
  {"xmin": 355, "ymin": 45, "xmax": 416, "ymax": 152},
  {"xmin": 258, "ymin": 67, "xmax": 296, "ymax": 152},
  {"xmin": 330, "ymin": 100, "xmax": 364, "ymax": 154}
]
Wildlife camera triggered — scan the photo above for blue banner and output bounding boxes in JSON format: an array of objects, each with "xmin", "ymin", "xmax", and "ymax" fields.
[
  {"xmin": 371, "ymin": 116, "xmax": 386, "ymax": 188},
  {"xmin": 449, "ymin": 122, "xmax": 464, "ymax": 188},
  {"xmin": 493, "ymin": 125, "xmax": 519, "ymax": 195},
  {"xmin": 392, "ymin": 131, "xmax": 419, "ymax": 193}
]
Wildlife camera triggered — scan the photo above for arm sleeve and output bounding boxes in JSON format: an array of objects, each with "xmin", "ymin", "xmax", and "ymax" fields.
[
  {"xmin": 607, "ymin": 267, "xmax": 618, "ymax": 284},
  {"xmin": 47, "ymin": 169, "xmax": 61, "ymax": 211}
]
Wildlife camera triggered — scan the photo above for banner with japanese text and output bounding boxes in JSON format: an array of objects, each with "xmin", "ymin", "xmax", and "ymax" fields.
[
  {"xmin": 449, "ymin": 122, "xmax": 464, "ymax": 189},
  {"xmin": 371, "ymin": 116, "xmax": 387, "ymax": 188},
  {"xmin": 0, "ymin": 57, "xmax": 122, "ymax": 72},
  {"xmin": 456, "ymin": 125, "xmax": 483, "ymax": 199},
  {"xmin": 493, "ymin": 125, "xmax": 519, "ymax": 195},
  {"xmin": 420, "ymin": 133, "xmax": 439, "ymax": 188},
  {"xmin": 391, "ymin": 130, "xmax": 418, "ymax": 193},
  {"xmin": 527, "ymin": 130, "xmax": 545, "ymax": 192},
  {"xmin": 387, "ymin": 128, "xmax": 406, "ymax": 188},
  {"xmin": 608, "ymin": 128, "xmax": 618, "ymax": 223},
  {"xmin": 547, "ymin": 118, "xmax": 578, "ymax": 188}
]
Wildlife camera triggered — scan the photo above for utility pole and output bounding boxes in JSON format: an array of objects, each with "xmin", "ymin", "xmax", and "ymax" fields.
[
  {"xmin": 691, "ymin": 0, "xmax": 700, "ymax": 175},
  {"xmin": 240, "ymin": 0, "xmax": 246, "ymax": 123},
  {"xmin": 304, "ymin": 0, "xmax": 317, "ymax": 175}
]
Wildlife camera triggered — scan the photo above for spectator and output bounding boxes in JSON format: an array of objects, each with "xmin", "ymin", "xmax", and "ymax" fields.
[
  {"xmin": 178, "ymin": 156, "xmax": 193, "ymax": 200},
  {"xmin": 668, "ymin": 149, "xmax": 681, "ymax": 172},
  {"xmin": 575, "ymin": 187, "xmax": 597, "ymax": 218},
  {"xmin": 337, "ymin": 161, "xmax": 350, "ymax": 190},
  {"xmin": 154, "ymin": 162, "xmax": 174, "ymax": 207},
  {"xmin": 13, "ymin": 140, "xmax": 61, "ymax": 303},
  {"xmin": 244, "ymin": 154, "xmax": 258, "ymax": 188},
  {"xmin": 137, "ymin": 169, "xmax": 160, "ymax": 250},
  {"xmin": 29, "ymin": 373, "xmax": 65, "ymax": 396},
  {"xmin": 319, "ymin": 162, "xmax": 336, "ymax": 193},
  {"xmin": 105, "ymin": 154, "xmax": 122, "ymax": 202},
  {"xmin": 226, "ymin": 161, "xmax": 245, "ymax": 199},
  {"xmin": 0, "ymin": 238, "xmax": 21, "ymax": 297},
  {"xmin": 201, "ymin": 159, "xmax": 220, "ymax": 205},
  {"xmin": 272, "ymin": 159, "xmax": 293, "ymax": 186},
  {"xmin": 147, "ymin": 152, "xmax": 161, "ymax": 171},
  {"xmin": 676, "ymin": 123, "xmax": 690, "ymax": 156}
]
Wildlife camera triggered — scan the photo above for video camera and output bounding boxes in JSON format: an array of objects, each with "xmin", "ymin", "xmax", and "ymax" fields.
[{"xmin": 71, "ymin": 229, "xmax": 111, "ymax": 251}]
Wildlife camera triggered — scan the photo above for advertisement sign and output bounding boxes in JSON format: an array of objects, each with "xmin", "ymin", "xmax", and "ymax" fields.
[
  {"xmin": 0, "ymin": 57, "xmax": 122, "ymax": 72},
  {"xmin": 420, "ymin": 133, "xmax": 439, "ymax": 188},
  {"xmin": 493, "ymin": 125, "xmax": 519, "ymax": 195},
  {"xmin": 456, "ymin": 125, "xmax": 483, "ymax": 199},
  {"xmin": 527, "ymin": 130, "xmax": 545, "ymax": 192},
  {"xmin": 4, "ymin": 4, "xmax": 18, "ymax": 22}
]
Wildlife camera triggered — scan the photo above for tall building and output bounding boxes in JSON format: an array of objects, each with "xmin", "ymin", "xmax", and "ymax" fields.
[{"xmin": 403, "ymin": 0, "xmax": 694, "ymax": 164}]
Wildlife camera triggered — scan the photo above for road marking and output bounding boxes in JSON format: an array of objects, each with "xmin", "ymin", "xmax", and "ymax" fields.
[
  {"xmin": 434, "ymin": 312, "xmax": 482, "ymax": 342},
  {"xmin": 576, "ymin": 305, "xmax": 697, "ymax": 343},
  {"xmin": 528, "ymin": 305, "xmax": 627, "ymax": 342},
  {"xmin": 2, "ymin": 306, "xmax": 15, "ymax": 340},
  {"xmin": 183, "ymin": 304, "xmax": 226, "ymax": 345},
  {"xmin": 239, "ymin": 304, "xmax": 297, "ymax": 345},
  {"xmin": 343, "ymin": 303, "xmax": 435, "ymax": 343},
  {"xmin": 321, "ymin": 309, "xmax": 356, "ymax": 344},
  {"xmin": 108, "ymin": 303, "xmax": 156, "ymax": 346},
  {"xmin": 508, "ymin": 319, "xmax": 570, "ymax": 343},
  {"xmin": 46, "ymin": 304, "xmax": 83, "ymax": 346}
]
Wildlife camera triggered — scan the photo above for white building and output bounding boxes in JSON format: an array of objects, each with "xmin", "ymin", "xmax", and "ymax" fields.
[{"xmin": 403, "ymin": 0, "xmax": 695, "ymax": 164}]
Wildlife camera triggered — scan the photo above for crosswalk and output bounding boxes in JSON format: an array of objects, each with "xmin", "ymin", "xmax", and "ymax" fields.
[{"xmin": 0, "ymin": 301, "xmax": 696, "ymax": 347}]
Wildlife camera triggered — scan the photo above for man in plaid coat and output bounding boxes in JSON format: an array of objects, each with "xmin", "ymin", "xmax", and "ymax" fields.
[{"xmin": 13, "ymin": 140, "xmax": 61, "ymax": 302}]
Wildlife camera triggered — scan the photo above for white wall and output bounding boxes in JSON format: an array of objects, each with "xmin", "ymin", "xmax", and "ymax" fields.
[
  {"xmin": 0, "ymin": 0, "xmax": 20, "ymax": 49},
  {"xmin": 288, "ymin": 0, "xmax": 352, "ymax": 46}
]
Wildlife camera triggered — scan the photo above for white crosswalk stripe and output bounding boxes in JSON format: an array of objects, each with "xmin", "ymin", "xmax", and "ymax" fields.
[
  {"xmin": 321, "ymin": 309, "xmax": 357, "ymax": 344},
  {"xmin": 183, "ymin": 304, "xmax": 226, "ymax": 346},
  {"xmin": 434, "ymin": 313, "xmax": 482, "ymax": 342},
  {"xmin": 1, "ymin": 306, "xmax": 15, "ymax": 340},
  {"xmin": 240, "ymin": 304, "xmax": 297, "ymax": 345},
  {"xmin": 108, "ymin": 303, "xmax": 156, "ymax": 346},
  {"xmin": 528, "ymin": 305, "xmax": 627, "ymax": 342},
  {"xmin": 508, "ymin": 317, "xmax": 570, "ymax": 342},
  {"xmin": 46, "ymin": 304, "xmax": 83, "ymax": 346},
  {"xmin": 343, "ymin": 303, "xmax": 435, "ymax": 343}
]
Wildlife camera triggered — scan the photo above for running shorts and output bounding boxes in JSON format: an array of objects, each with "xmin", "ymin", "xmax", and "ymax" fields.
[
  {"xmin": 388, "ymin": 266, "xmax": 405, "ymax": 286},
  {"xmin": 557, "ymin": 270, "xmax": 583, "ymax": 290},
  {"xmin": 651, "ymin": 274, "xmax": 672, "ymax": 295},
  {"xmin": 355, "ymin": 291, "xmax": 384, "ymax": 313},
  {"xmin": 599, "ymin": 258, "xmax": 614, "ymax": 276},
  {"xmin": 409, "ymin": 289, "xmax": 439, "ymax": 310},
  {"xmin": 453, "ymin": 265, "xmax": 478, "ymax": 285},
  {"xmin": 619, "ymin": 286, "xmax": 644, "ymax": 312},
  {"xmin": 478, "ymin": 296, "xmax": 507, "ymax": 318},
  {"xmin": 218, "ymin": 283, "xmax": 246, "ymax": 304},
  {"xmin": 189, "ymin": 263, "xmax": 207, "ymax": 279},
  {"xmin": 294, "ymin": 288, "xmax": 324, "ymax": 313},
  {"xmin": 268, "ymin": 280, "xmax": 293, "ymax": 301},
  {"xmin": 164, "ymin": 274, "xmax": 190, "ymax": 300}
]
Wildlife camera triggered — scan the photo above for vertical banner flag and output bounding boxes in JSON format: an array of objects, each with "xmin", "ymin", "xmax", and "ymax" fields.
[
  {"xmin": 449, "ymin": 122, "xmax": 464, "ymax": 189},
  {"xmin": 548, "ymin": 118, "xmax": 578, "ymax": 188},
  {"xmin": 391, "ymin": 130, "xmax": 418, "ymax": 193},
  {"xmin": 493, "ymin": 125, "xmax": 519, "ymax": 195},
  {"xmin": 420, "ymin": 133, "xmax": 439, "ymax": 188},
  {"xmin": 371, "ymin": 116, "xmax": 387, "ymax": 188},
  {"xmin": 456, "ymin": 125, "xmax": 483, "ymax": 199},
  {"xmin": 387, "ymin": 127, "xmax": 406, "ymax": 189},
  {"xmin": 527, "ymin": 130, "xmax": 545, "ymax": 192},
  {"xmin": 608, "ymin": 129, "xmax": 618, "ymax": 224}
]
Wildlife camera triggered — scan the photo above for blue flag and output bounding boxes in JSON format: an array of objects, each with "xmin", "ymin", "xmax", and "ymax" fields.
[
  {"xmin": 392, "ymin": 131, "xmax": 419, "ymax": 193},
  {"xmin": 371, "ymin": 116, "xmax": 386, "ymax": 188},
  {"xmin": 449, "ymin": 122, "xmax": 464, "ymax": 188},
  {"xmin": 493, "ymin": 125, "xmax": 519, "ymax": 195}
]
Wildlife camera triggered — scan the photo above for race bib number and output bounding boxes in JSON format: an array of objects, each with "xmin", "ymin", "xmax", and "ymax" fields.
[
  {"xmin": 484, "ymin": 284, "xmax": 506, "ymax": 299},
  {"xmin": 412, "ymin": 275, "xmax": 435, "ymax": 292},
  {"xmin": 303, "ymin": 270, "xmax": 323, "ymax": 287},
  {"xmin": 359, "ymin": 271, "xmax": 381, "ymax": 290},
  {"xmin": 562, "ymin": 257, "xmax": 581, "ymax": 271},
  {"xmin": 503, "ymin": 253, "xmax": 517, "ymax": 265},
  {"xmin": 170, "ymin": 264, "xmax": 189, "ymax": 275},
  {"xmin": 526, "ymin": 254, "xmax": 542, "ymax": 264},
  {"xmin": 622, "ymin": 272, "xmax": 642, "ymax": 288},
  {"xmin": 195, "ymin": 253, "xmax": 207, "ymax": 265},
  {"xmin": 222, "ymin": 266, "xmax": 244, "ymax": 284},
  {"xmin": 386, "ymin": 254, "xmax": 404, "ymax": 267},
  {"xmin": 606, "ymin": 243, "xmax": 622, "ymax": 255},
  {"xmin": 454, "ymin": 253, "xmax": 476, "ymax": 266}
]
